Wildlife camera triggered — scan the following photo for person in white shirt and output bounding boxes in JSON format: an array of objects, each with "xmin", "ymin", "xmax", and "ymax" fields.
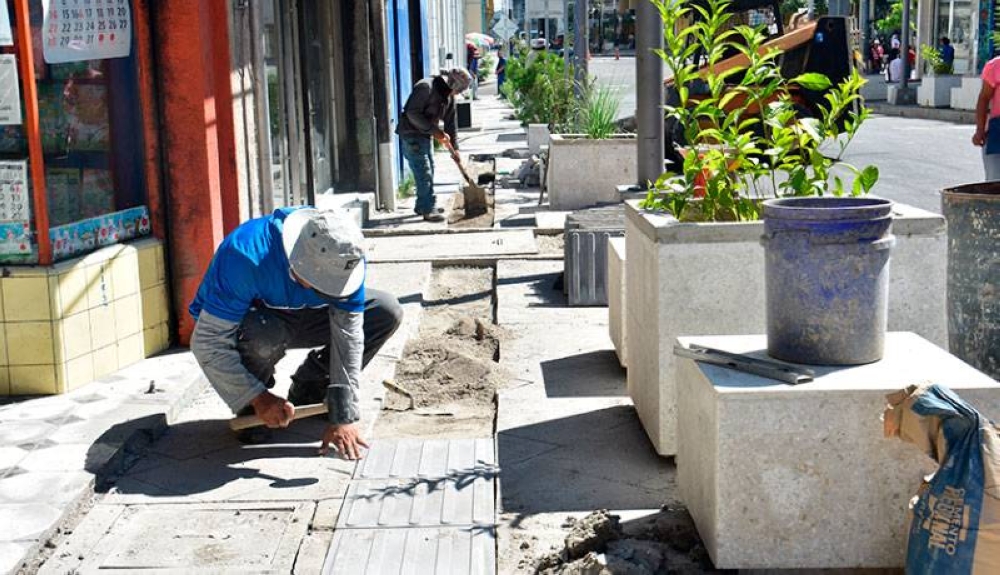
[{"xmin": 887, "ymin": 49, "xmax": 903, "ymax": 82}]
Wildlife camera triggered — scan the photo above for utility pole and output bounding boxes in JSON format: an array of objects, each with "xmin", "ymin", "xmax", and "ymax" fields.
[
  {"xmin": 574, "ymin": 0, "xmax": 588, "ymax": 90},
  {"xmin": 636, "ymin": 0, "xmax": 664, "ymax": 187},
  {"xmin": 892, "ymin": 0, "xmax": 917, "ymax": 103}
]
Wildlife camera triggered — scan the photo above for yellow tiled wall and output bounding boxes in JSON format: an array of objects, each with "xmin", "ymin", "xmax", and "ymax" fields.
[{"xmin": 0, "ymin": 238, "xmax": 171, "ymax": 395}]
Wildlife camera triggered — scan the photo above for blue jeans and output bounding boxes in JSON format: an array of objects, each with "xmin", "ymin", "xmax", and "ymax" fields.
[{"xmin": 401, "ymin": 136, "xmax": 436, "ymax": 214}]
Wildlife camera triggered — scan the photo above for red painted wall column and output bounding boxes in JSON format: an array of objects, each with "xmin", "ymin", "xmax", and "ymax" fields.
[{"xmin": 155, "ymin": 0, "xmax": 240, "ymax": 345}]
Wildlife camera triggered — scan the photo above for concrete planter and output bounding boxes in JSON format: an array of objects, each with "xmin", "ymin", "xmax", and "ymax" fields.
[
  {"xmin": 546, "ymin": 134, "xmax": 638, "ymax": 210},
  {"xmin": 527, "ymin": 124, "xmax": 550, "ymax": 155},
  {"xmin": 917, "ymin": 74, "xmax": 962, "ymax": 108},
  {"xmin": 623, "ymin": 199, "xmax": 947, "ymax": 456}
]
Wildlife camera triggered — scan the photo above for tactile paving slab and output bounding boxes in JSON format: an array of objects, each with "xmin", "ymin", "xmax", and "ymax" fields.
[
  {"xmin": 323, "ymin": 526, "xmax": 496, "ymax": 575},
  {"xmin": 324, "ymin": 439, "xmax": 498, "ymax": 574},
  {"xmin": 339, "ymin": 439, "xmax": 496, "ymax": 528}
]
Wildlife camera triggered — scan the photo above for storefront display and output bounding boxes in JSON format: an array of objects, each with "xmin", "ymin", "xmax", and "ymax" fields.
[{"xmin": 0, "ymin": 0, "xmax": 149, "ymax": 264}]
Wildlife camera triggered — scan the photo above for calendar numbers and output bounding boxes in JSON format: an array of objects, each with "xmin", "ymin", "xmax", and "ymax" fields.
[{"xmin": 42, "ymin": 0, "xmax": 131, "ymax": 64}]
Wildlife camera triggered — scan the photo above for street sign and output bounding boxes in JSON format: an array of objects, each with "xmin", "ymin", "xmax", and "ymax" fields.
[{"xmin": 492, "ymin": 17, "xmax": 518, "ymax": 41}]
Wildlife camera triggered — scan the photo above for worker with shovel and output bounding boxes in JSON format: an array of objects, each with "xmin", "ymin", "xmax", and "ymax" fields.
[
  {"xmin": 189, "ymin": 207, "xmax": 402, "ymax": 459},
  {"xmin": 397, "ymin": 68, "xmax": 473, "ymax": 222}
]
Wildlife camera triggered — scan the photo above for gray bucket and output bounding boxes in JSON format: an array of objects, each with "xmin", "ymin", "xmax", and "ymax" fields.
[
  {"xmin": 941, "ymin": 182, "xmax": 1000, "ymax": 380},
  {"xmin": 761, "ymin": 197, "xmax": 896, "ymax": 365}
]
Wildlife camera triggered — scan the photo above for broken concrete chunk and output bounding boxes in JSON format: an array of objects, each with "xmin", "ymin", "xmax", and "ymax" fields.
[{"xmin": 564, "ymin": 510, "xmax": 622, "ymax": 561}]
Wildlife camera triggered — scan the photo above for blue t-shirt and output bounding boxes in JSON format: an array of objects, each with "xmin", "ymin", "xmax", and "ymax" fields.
[{"xmin": 189, "ymin": 207, "xmax": 366, "ymax": 323}]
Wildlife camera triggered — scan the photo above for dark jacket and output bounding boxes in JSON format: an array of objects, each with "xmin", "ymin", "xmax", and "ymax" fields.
[{"xmin": 396, "ymin": 76, "xmax": 458, "ymax": 147}]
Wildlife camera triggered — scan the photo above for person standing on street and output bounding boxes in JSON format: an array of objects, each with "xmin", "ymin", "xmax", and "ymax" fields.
[
  {"xmin": 396, "ymin": 68, "xmax": 474, "ymax": 222},
  {"xmin": 189, "ymin": 207, "xmax": 403, "ymax": 458},
  {"xmin": 496, "ymin": 51, "xmax": 507, "ymax": 99},
  {"xmin": 973, "ymin": 55, "xmax": 1000, "ymax": 180}
]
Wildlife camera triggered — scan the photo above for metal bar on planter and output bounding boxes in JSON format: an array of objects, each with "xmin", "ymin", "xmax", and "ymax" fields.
[
  {"xmin": 673, "ymin": 344, "xmax": 815, "ymax": 385},
  {"xmin": 14, "ymin": 0, "xmax": 52, "ymax": 265}
]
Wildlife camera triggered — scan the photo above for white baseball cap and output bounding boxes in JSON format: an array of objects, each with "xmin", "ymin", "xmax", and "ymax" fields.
[{"xmin": 282, "ymin": 208, "xmax": 366, "ymax": 298}]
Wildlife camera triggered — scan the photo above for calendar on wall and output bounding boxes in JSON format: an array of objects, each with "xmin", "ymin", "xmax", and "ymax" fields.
[
  {"xmin": 0, "ymin": 160, "xmax": 31, "ymax": 224},
  {"xmin": 41, "ymin": 0, "xmax": 132, "ymax": 64}
]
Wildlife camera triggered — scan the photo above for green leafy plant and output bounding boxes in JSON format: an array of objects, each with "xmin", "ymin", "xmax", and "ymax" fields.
[
  {"xmin": 501, "ymin": 49, "xmax": 581, "ymax": 131},
  {"xmin": 920, "ymin": 44, "xmax": 953, "ymax": 75},
  {"xmin": 397, "ymin": 172, "xmax": 416, "ymax": 199},
  {"xmin": 641, "ymin": 0, "xmax": 878, "ymax": 222},
  {"xmin": 477, "ymin": 53, "xmax": 497, "ymax": 82},
  {"xmin": 577, "ymin": 83, "xmax": 622, "ymax": 139}
]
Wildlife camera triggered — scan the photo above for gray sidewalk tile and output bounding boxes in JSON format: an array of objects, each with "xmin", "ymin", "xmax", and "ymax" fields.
[
  {"xmin": 40, "ymin": 502, "xmax": 312, "ymax": 575},
  {"xmin": 17, "ymin": 443, "xmax": 92, "ymax": 472},
  {"xmin": 495, "ymin": 260, "xmax": 608, "ymax": 326},
  {"xmin": 366, "ymin": 230, "xmax": 537, "ymax": 262},
  {"xmin": 0, "ymin": 542, "xmax": 31, "ymax": 574},
  {"xmin": 0, "ymin": 421, "xmax": 57, "ymax": 448},
  {"xmin": 0, "ymin": 448, "xmax": 26, "ymax": 475},
  {"xmin": 106, "ymin": 441, "xmax": 354, "ymax": 504},
  {"xmin": 0, "ymin": 471, "xmax": 93, "ymax": 506},
  {"xmin": 0, "ymin": 503, "xmax": 63, "ymax": 541},
  {"xmin": 356, "ymin": 438, "xmax": 495, "ymax": 480},
  {"xmin": 323, "ymin": 526, "xmax": 496, "ymax": 575}
]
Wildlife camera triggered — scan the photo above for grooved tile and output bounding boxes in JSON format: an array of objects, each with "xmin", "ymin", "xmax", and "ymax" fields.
[
  {"xmin": 323, "ymin": 527, "xmax": 496, "ymax": 575},
  {"xmin": 339, "ymin": 439, "xmax": 496, "ymax": 529}
]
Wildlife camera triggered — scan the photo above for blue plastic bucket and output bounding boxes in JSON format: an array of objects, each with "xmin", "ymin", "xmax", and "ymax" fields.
[{"xmin": 761, "ymin": 197, "xmax": 896, "ymax": 365}]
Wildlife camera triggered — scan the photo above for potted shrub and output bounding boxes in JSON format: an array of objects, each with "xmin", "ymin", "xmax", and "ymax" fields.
[
  {"xmin": 917, "ymin": 44, "xmax": 960, "ymax": 108},
  {"xmin": 622, "ymin": 0, "xmax": 948, "ymax": 455},
  {"xmin": 546, "ymin": 83, "xmax": 638, "ymax": 209}
]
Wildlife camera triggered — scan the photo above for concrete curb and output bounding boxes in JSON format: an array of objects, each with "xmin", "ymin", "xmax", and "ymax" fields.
[{"xmin": 867, "ymin": 101, "xmax": 975, "ymax": 124}]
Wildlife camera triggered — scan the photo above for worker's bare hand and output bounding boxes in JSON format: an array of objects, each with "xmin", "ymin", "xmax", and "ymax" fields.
[
  {"xmin": 320, "ymin": 423, "xmax": 369, "ymax": 460},
  {"xmin": 973, "ymin": 129, "xmax": 986, "ymax": 147},
  {"xmin": 433, "ymin": 130, "xmax": 450, "ymax": 146},
  {"xmin": 250, "ymin": 390, "xmax": 294, "ymax": 428}
]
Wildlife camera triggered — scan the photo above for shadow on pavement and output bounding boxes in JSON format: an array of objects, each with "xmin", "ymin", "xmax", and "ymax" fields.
[
  {"xmin": 541, "ymin": 351, "xmax": 627, "ymax": 398},
  {"xmin": 498, "ymin": 405, "xmax": 672, "ymax": 517},
  {"xmin": 89, "ymin": 418, "xmax": 344, "ymax": 499}
]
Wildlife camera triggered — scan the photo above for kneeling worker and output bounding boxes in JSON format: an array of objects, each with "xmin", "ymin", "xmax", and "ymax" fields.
[{"xmin": 189, "ymin": 207, "xmax": 402, "ymax": 459}]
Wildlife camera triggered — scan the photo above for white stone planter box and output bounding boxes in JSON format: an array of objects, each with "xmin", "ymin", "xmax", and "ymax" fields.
[
  {"xmin": 546, "ymin": 135, "xmax": 638, "ymax": 210},
  {"xmin": 950, "ymin": 76, "xmax": 981, "ymax": 111},
  {"xmin": 676, "ymin": 333, "xmax": 1000, "ymax": 569},
  {"xmin": 608, "ymin": 237, "xmax": 627, "ymax": 367},
  {"xmin": 527, "ymin": 124, "xmax": 550, "ymax": 155},
  {"xmin": 917, "ymin": 74, "xmax": 962, "ymax": 108},
  {"xmin": 624, "ymin": 199, "xmax": 947, "ymax": 456}
]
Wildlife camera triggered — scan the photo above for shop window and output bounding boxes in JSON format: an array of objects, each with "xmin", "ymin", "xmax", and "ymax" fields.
[{"xmin": 0, "ymin": 0, "xmax": 150, "ymax": 265}]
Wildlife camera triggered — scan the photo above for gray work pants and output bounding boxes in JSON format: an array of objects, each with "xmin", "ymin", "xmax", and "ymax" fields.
[{"xmin": 235, "ymin": 288, "xmax": 403, "ymax": 406}]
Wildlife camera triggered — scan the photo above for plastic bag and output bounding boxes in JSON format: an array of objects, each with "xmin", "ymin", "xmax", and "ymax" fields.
[{"xmin": 884, "ymin": 383, "xmax": 1000, "ymax": 575}]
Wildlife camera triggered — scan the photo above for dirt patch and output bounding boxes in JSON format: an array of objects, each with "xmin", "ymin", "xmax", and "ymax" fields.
[
  {"xmin": 376, "ymin": 265, "xmax": 508, "ymax": 438},
  {"xmin": 449, "ymin": 187, "xmax": 495, "ymax": 229},
  {"xmin": 532, "ymin": 508, "xmax": 720, "ymax": 574}
]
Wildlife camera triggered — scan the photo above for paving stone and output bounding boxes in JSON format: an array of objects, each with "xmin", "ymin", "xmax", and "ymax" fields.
[
  {"xmin": 323, "ymin": 527, "xmax": 496, "ymax": 575},
  {"xmin": 0, "ymin": 503, "xmax": 63, "ymax": 541},
  {"xmin": 17, "ymin": 444, "xmax": 92, "ymax": 472},
  {"xmin": 294, "ymin": 531, "xmax": 334, "ymax": 575},
  {"xmin": 0, "ymin": 541, "xmax": 31, "ymax": 574},
  {"xmin": 0, "ymin": 421, "xmax": 56, "ymax": 448},
  {"xmin": 339, "ymin": 473, "xmax": 495, "ymax": 529},
  {"xmin": 0, "ymin": 447, "xmax": 27, "ymax": 473},
  {"xmin": 47, "ymin": 412, "xmax": 166, "ymax": 447},
  {"xmin": 0, "ymin": 471, "xmax": 93, "ymax": 506},
  {"xmin": 495, "ymin": 260, "xmax": 608, "ymax": 326},
  {"xmin": 42, "ymin": 502, "xmax": 312, "ymax": 574},
  {"xmin": 366, "ymin": 230, "xmax": 537, "ymax": 262},
  {"xmin": 312, "ymin": 499, "xmax": 344, "ymax": 530},
  {"xmin": 106, "ymin": 442, "xmax": 355, "ymax": 504},
  {"xmin": 355, "ymin": 438, "xmax": 496, "ymax": 480},
  {"xmin": 0, "ymin": 397, "xmax": 76, "ymax": 423}
]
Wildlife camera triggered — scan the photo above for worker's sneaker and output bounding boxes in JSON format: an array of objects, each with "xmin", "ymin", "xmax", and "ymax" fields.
[
  {"xmin": 422, "ymin": 212, "xmax": 446, "ymax": 222},
  {"xmin": 233, "ymin": 405, "xmax": 273, "ymax": 444}
]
